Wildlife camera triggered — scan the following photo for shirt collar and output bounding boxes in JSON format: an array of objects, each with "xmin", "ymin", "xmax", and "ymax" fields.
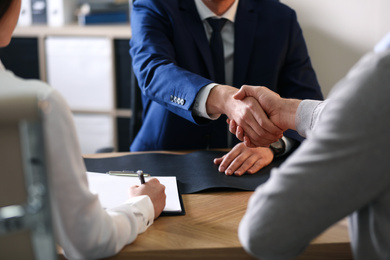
[
  {"xmin": 194, "ymin": 0, "xmax": 239, "ymax": 23},
  {"xmin": 0, "ymin": 60, "xmax": 5, "ymax": 70}
]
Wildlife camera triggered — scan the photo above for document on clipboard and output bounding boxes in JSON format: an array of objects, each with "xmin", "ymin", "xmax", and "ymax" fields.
[{"xmin": 86, "ymin": 172, "xmax": 185, "ymax": 216}]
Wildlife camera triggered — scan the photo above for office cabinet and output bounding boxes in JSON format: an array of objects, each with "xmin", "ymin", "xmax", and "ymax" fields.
[
  {"xmin": 8, "ymin": 24, "xmax": 133, "ymax": 153},
  {"xmin": 0, "ymin": 37, "xmax": 40, "ymax": 79},
  {"xmin": 46, "ymin": 37, "xmax": 114, "ymax": 111}
]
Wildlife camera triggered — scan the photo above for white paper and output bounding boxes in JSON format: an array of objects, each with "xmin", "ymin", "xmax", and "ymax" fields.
[{"xmin": 86, "ymin": 172, "xmax": 182, "ymax": 213}]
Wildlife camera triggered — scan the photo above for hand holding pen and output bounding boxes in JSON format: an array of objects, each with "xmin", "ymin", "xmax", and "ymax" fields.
[
  {"xmin": 137, "ymin": 170, "xmax": 146, "ymax": 184},
  {"xmin": 127, "ymin": 170, "xmax": 166, "ymax": 219}
]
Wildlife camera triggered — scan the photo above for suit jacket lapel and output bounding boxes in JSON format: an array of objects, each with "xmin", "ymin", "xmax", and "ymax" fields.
[
  {"xmin": 233, "ymin": 0, "xmax": 257, "ymax": 87},
  {"xmin": 179, "ymin": 0, "xmax": 214, "ymax": 77}
]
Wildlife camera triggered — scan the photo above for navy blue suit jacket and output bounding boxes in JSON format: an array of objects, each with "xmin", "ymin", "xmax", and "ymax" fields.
[{"xmin": 130, "ymin": 0, "xmax": 323, "ymax": 151}]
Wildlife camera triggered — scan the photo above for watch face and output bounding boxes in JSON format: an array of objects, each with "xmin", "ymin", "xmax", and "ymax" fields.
[
  {"xmin": 270, "ymin": 139, "xmax": 285, "ymax": 156},
  {"xmin": 271, "ymin": 141, "xmax": 283, "ymax": 150}
]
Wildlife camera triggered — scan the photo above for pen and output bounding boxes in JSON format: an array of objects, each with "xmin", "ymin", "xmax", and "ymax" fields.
[
  {"xmin": 137, "ymin": 170, "xmax": 145, "ymax": 184},
  {"xmin": 107, "ymin": 170, "xmax": 150, "ymax": 177}
]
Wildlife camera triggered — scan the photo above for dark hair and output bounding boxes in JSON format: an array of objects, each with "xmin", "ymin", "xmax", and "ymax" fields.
[{"xmin": 0, "ymin": 0, "xmax": 12, "ymax": 20}]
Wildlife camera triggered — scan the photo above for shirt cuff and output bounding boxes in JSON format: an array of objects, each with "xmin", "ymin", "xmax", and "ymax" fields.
[
  {"xmin": 193, "ymin": 83, "xmax": 221, "ymax": 120},
  {"xmin": 281, "ymin": 136, "xmax": 293, "ymax": 155},
  {"xmin": 296, "ymin": 100, "xmax": 326, "ymax": 138},
  {"xmin": 111, "ymin": 195, "xmax": 154, "ymax": 235}
]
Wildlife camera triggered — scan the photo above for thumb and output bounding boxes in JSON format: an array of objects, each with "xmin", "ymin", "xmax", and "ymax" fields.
[
  {"xmin": 233, "ymin": 85, "xmax": 256, "ymax": 100},
  {"xmin": 233, "ymin": 85, "xmax": 249, "ymax": 100}
]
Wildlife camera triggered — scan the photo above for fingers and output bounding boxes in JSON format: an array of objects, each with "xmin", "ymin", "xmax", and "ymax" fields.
[
  {"xmin": 227, "ymin": 118, "xmax": 238, "ymax": 136},
  {"xmin": 244, "ymin": 136, "xmax": 256, "ymax": 148},
  {"xmin": 244, "ymin": 116, "xmax": 282, "ymax": 146},
  {"xmin": 230, "ymin": 118, "xmax": 280, "ymax": 146},
  {"xmin": 213, "ymin": 144, "xmax": 273, "ymax": 176},
  {"xmin": 227, "ymin": 119, "xmax": 245, "ymax": 141},
  {"xmin": 236, "ymin": 125, "xmax": 245, "ymax": 141},
  {"xmin": 234, "ymin": 97, "xmax": 283, "ymax": 146},
  {"xmin": 233, "ymin": 87, "xmax": 247, "ymax": 100},
  {"xmin": 128, "ymin": 178, "xmax": 166, "ymax": 218},
  {"xmin": 233, "ymin": 85, "xmax": 256, "ymax": 100}
]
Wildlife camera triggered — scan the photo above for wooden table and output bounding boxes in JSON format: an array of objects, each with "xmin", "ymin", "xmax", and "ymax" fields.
[
  {"xmin": 96, "ymin": 191, "xmax": 352, "ymax": 260},
  {"xmin": 60, "ymin": 152, "xmax": 353, "ymax": 259}
]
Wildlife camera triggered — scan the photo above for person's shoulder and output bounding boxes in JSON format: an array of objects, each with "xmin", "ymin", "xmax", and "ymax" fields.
[
  {"xmin": 373, "ymin": 50, "xmax": 390, "ymax": 68},
  {"xmin": 254, "ymin": 0, "xmax": 295, "ymax": 12},
  {"xmin": 133, "ymin": 0, "xmax": 180, "ymax": 17},
  {"xmin": 134, "ymin": 0, "xmax": 177, "ymax": 9},
  {"xmin": 0, "ymin": 69, "xmax": 52, "ymax": 97},
  {"xmin": 250, "ymin": 0, "xmax": 296, "ymax": 19},
  {"xmin": 330, "ymin": 50, "xmax": 390, "ymax": 106},
  {"xmin": 354, "ymin": 50, "xmax": 390, "ymax": 79}
]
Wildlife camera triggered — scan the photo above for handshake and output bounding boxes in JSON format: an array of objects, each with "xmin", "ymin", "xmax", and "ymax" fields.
[{"xmin": 226, "ymin": 85, "xmax": 302, "ymax": 148}]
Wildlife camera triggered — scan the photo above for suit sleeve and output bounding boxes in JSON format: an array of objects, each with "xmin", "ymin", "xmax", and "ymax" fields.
[
  {"xmin": 278, "ymin": 10, "xmax": 323, "ymax": 101},
  {"xmin": 130, "ymin": 0, "xmax": 213, "ymax": 124}
]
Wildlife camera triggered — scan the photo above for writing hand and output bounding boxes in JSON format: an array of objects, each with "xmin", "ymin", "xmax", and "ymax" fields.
[
  {"xmin": 129, "ymin": 178, "xmax": 166, "ymax": 219},
  {"xmin": 213, "ymin": 142, "xmax": 274, "ymax": 176}
]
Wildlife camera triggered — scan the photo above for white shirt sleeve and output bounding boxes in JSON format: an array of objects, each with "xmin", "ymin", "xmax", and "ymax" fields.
[
  {"xmin": 109, "ymin": 195, "xmax": 155, "ymax": 235},
  {"xmin": 295, "ymin": 100, "xmax": 327, "ymax": 138},
  {"xmin": 0, "ymin": 64, "xmax": 155, "ymax": 260},
  {"xmin": 193, "ymin": 83, "xmax": 221, "ymax": 120},
  {"xmin": 42, "ymin": 87, "xmax": 154, "ymax": 259}
]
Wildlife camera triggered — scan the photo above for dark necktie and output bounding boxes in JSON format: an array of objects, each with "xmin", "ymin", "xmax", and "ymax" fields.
[
  {"xmin": 207, "ymin": 18, "xmax": 227, "ymax": 84},
  {"xmin": 207, "ymin": 18, "xmax": 234, "ymax": 147}
]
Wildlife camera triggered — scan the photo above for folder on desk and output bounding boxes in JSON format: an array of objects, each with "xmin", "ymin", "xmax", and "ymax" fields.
[
  {"xmin": 86, "ymin": 172, "xmax": 185, "ymax": 216},
  {"xmin": 84, "ymin": 150, "xmax": 285, "ymax": 194}
]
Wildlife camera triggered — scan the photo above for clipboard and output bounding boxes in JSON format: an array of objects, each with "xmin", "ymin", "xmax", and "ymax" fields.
[{"xmin": 86, "ymin": 172, "xmax": 185, "ymax": 216}]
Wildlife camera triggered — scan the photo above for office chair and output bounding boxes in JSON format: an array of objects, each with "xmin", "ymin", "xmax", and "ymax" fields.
[{"xmin": 0, "ymin": 90, "xmax": 57, "ymax": 260}]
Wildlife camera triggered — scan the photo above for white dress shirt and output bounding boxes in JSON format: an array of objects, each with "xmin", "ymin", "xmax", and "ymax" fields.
[
  {"xmin": 193, "ymin": 0, "xmax": 238, "ymax": 119},
  {"xmin": 0, "ymin": 65, "xmax": 154, "ymax": 260},
  {"xmin": 193, "ymin": 0, "xmax": 293, "ymax": 152}
]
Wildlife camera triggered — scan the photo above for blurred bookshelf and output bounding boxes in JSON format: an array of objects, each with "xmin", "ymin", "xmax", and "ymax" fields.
[{"xmin": 5, "ymin": 24, "xmax": 134, "ymax": 153}]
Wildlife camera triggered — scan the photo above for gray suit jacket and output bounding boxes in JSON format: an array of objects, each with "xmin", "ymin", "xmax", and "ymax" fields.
[{"xmin": 239, "ymin": 49, "xmax": 390, "ymax": 260}]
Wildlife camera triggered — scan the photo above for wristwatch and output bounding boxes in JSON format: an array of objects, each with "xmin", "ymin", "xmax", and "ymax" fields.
[{"xmin": 269, "ymin": 138, "xmax": 286, "ymax": 158}]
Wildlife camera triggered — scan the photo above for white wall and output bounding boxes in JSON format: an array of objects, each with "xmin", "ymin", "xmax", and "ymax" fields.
[{"xmin": 281, "ymin": 0, "xmax": 390, "ymax": 97}]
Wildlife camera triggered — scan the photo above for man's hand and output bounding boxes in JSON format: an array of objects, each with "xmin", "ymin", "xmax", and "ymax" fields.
[
  {"xmin": 234, "ymin": 85, "xmax": 301, "ymax": 131},
  {"xmin": 231, "ymin": 85, "xmax": 302, "ymax": 147},
  {"xmin": 213, "ymin": 142, "xmax": 274, "ymax": 176},
  {"xmin": 129, "ymin": 178, "xmax": 166, "ymax": 219},
  {"xmin": 206, "ymin": 85, "xmax": 283, "ymax": 146}
]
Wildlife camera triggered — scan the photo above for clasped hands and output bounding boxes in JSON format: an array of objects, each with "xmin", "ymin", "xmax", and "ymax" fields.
[
  {"xmin": 227, "ymin": 85, "xmax": 295, "ymax": 147},
  {"xmin": 211, "ymin": 85, "xmax": 300, "ymax": 176}
]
